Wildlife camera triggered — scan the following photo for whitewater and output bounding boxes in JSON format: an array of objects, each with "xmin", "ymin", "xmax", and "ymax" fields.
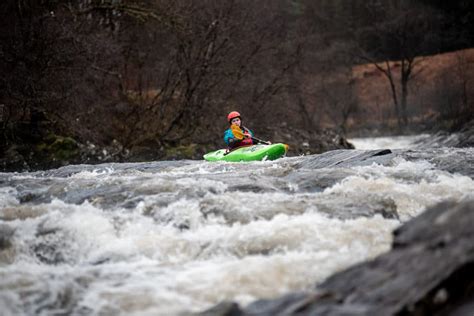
[{"xmin": 1, "ymin": 136, "xmax": 473, "ymax": 315}]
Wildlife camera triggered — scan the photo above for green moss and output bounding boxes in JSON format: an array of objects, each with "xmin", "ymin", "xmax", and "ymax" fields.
[
  {"xmin": 164, "ymin": 144, "xmax": 198, "ymax": 159},
  {"xmin": 36, "ymin": 134, "xmax": 79, "ymax": 161}
]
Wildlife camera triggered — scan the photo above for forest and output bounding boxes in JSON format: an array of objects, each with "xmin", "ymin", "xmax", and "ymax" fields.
[{"xmin": 1, "ymin": 0, "xmax": 473, "ymax": 171}]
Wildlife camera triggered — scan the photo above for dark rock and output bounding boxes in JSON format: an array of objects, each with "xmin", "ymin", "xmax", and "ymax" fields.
[
  {"xmin": 400, "ymin": 148, "xmax": 474, "ymax": 178},
  {"xmin": 259, "ymin": 125, "xmax": 354, "ymax": 157},
  {"xmin": 198, "ymin": 200, "xmax": 474, "ymax": 316},
  {"xmin": 308, "ymin": 200, "xmax": 474, "ymax": 316},
  {"xmin": 415, "ymin": 119, "xmax": 474, "ymax": 149},
  {"xmin": 0, "ymin": 145, "xmax": 28, "ymax": 171},
  {"xmin": 295, "ymin": 149, "xmax": 393, "ymax": 169},
  {"xmin": 197, "ymin": 301, "xmax": 242, "ymax": 316},
  {"xmin": 457, "ymin": 119, "xmax": 474, "ymax": 147},
  {"xmin": 373, "ymin": 198, "xmax": 399, "ymax": 220},
  {"xmin": 245, "ymin": 292, "xmax": 315, "ymax": 315}
]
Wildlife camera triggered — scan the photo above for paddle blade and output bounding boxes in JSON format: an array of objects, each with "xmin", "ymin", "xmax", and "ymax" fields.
[{"xmin": 231, "ymin": 124, "xmax": 245, "ymax": 140}]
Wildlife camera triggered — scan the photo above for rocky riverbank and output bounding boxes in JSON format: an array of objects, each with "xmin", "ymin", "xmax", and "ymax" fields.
[
  {"xmin": 199, "ymin": 199, "xmax": 474, "ymax": 316},
  {"xmin": 415, "ymin": 119, "xmax": 474, "ymax": 148},
  {"xmin": 0, "ymin": 126, "xmax": 353, "ymax": 172},
  {"xmin": 3, "ymin": 117, "xmax": 473, "ymax": 173}
]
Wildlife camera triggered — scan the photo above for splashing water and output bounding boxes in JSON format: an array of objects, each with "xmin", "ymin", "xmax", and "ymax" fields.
[
  {"xmin": 1, "ymin": 146, "xmax": 473, "ymax": 315},
  {"xmin": 349, "ymin": 134, "xmax": 432, "ymax": 150}
]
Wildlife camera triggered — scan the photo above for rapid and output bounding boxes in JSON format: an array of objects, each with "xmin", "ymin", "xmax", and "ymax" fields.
[{"xmin": 1, "ymin": 136, "xmax": 474, "ymax": 315}]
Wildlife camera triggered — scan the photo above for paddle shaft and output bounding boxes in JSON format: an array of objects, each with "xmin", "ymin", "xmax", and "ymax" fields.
[
  {"xmin": 231, "ymin": 125, "xmax": 270, "ymax": 145},
  {"xmin": 250, "ymin": 136, "xmax": 271, "ymax": 145}
]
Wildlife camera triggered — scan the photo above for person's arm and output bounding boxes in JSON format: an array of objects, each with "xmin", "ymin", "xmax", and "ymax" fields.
[
  {"xmin": 224, "ymin": 129, "xmax": 237, "ymax": 146},
  {"xmin": 242, "ymin": 126, "xmax": 254, "ymax": 137},
  {"xmin": 242, "ymin": 127, "xmax": 271, "ymax": 145}
]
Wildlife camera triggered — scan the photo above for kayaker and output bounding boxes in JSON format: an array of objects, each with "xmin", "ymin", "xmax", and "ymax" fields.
[{"xmin": 224, "ymin": 111, "xmax": 269, "ymax": 150}]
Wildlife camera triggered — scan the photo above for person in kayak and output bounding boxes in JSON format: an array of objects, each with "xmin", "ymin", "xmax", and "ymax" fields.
[{"xmin": 224, "ymin": 111, "xmax": 269, "ymax": 150}]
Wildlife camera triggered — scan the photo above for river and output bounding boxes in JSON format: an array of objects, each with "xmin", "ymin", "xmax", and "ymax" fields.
[{"xmin": 1, "ymin": 136, "xmax": 473, "ymax": 315}]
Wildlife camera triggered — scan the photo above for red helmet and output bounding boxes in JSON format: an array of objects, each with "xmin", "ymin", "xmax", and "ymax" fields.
[{"xmin": 227, "ymin": 111, "xmax": 241, "ymax": 123}]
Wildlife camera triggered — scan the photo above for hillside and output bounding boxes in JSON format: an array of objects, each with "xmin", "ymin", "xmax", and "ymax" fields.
[{"xmin": 349, "ymin": 48, "xmax": 474, "ymax": 133}]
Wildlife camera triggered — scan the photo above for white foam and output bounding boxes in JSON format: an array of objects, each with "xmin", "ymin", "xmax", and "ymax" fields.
[
  {"xmin": 69, "ymin": 168, "xmax": 116, "ymax": 179},
  {"xmin": 0, "ymin": 186, "xmax": 19, "ymax": 208},
  {"xmin": 3, "ymin": 209, "xmax": 398, "ymax": 315},
  {"xmin": 2, "ymin": 147, "xmax": 473, "ymax": 315},
  {"xmin": 325, "ymin": 159, "xmax": 474, "ymax": 219},
  {"xmin": 349, "ymin": 134, "xmax": 431, "ymax": 150}
]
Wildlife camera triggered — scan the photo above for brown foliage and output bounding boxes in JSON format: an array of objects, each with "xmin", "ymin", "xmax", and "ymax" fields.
[{"xmin": 352, "ymin": 48, "xmax": 474, "ymax": 131}]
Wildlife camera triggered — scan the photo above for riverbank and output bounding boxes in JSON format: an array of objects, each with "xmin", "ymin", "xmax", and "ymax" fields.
[{"xmin": 0, "ymin": 126, "xmax": 353, "ymax": 172}]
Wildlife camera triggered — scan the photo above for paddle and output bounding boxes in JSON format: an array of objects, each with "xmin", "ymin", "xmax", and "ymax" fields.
[
  {"xmin": 231, "ymin": 125, "xmax": 271, "ymax": 145},
  {"xmin": 250, "ymin": 136, "xmax": 271, "ymax": 145}
]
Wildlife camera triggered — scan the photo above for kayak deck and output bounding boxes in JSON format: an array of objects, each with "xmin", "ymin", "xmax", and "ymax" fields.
[{"xmin": 203, "ymin": 143, "xmax": 288, "ymax": 162}]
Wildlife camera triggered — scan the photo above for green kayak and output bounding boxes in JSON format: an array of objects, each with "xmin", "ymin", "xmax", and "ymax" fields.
[{"xmin": 204, "ymin": 143, "xmax": 289, "ymax": 162}]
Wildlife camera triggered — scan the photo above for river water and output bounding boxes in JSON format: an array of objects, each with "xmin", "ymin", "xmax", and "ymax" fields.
[{"xmin": 1, "ymin": 136, "xmax": 473, "ymax": 315}]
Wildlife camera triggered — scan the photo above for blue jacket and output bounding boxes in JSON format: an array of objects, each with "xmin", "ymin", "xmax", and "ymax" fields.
[{"xmin": 224, "ymin": 126, "xmax": 254, "ymax": 146}]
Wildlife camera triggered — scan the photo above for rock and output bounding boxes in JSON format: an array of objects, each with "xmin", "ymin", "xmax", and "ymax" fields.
[
  {"xmin": 416, "ymin": 119, "xmax": 474, "ymax": 148},
  {"xmin": 305, "ymin": 199, "xmax": 474, "ymax": 316},
  {"xmin": 0, "ymin": 145, "xmax": 28, "ymax": 171},
  {"xmin": 295, "ymin": 149, "xmax": 394, "ymax": 169},
  {"xmin": 198, "ymin": 199, "xmax": 474, "ymax": 316},
  {"xmin": 457, "ymin": 119, "xmax": 474, "ymax": 147},
  {"xmin": 197, "ymin": 301, "xmax": 242, "ymax": 316},
  {"xmin": 164, "ymin": 144, "xmax": 199, "ymax": 160},
  {"xmin": 258, "ymin": 125, "xmax": 354, "ymax": 157}
]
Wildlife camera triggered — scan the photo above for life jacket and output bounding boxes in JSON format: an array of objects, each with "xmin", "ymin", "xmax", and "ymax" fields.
[{"xmin": 239, "ymin": 128, "xmax": 254, "ymax": 146}]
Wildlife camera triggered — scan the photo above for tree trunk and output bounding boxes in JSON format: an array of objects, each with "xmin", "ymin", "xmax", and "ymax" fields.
[
  {"xmin": 400, "ymin": 76, "xmax": 409, "ymax": 126},
  {"xmin": 382, "ymin": 61, "xmax": 402, "ymax": 130},
  {"xmin": 400, "ymin": 59, "xmax": 413, "ymax": 127}
]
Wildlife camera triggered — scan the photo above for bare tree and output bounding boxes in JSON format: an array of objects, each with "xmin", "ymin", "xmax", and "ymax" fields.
[
  {"xmin": 102, "ymin": 0, "xmax": 298, "ymax": 147},
  {"xmin": 430, "ymin": 50, "xmax": 474, "ymax": 125},
  {"xmin": 0, "ymin": 0, "xmax": 297, "ymax": 152},
  {"xmin": 352, "ymin": 1, "xmax": 440, "ymax": 130}
]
